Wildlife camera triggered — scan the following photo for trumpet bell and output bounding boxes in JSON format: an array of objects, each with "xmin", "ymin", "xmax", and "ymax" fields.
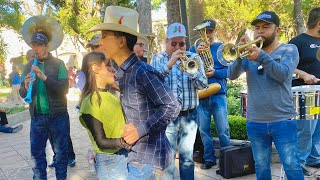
[
  {"xmin": 217, "ymin": 44, "xmax": 236, "ymax": 66},
  {"xmin": 21, "ymin": 15, "xmax": 64, "ymax": 51}
]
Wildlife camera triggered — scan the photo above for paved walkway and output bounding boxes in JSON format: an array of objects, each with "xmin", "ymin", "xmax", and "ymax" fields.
[{"xmin": 1, "ymin": 97, "xmax": 320, "ymax": 179}]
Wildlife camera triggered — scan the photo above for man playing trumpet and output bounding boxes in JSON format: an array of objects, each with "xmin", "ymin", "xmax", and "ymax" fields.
[
  {"xmin": 150, "ymin": 22, "xmax": 207, "ymax": 179},
  {"xmin": 228, "ymin": 11, "xmax": 304, "ymax": 180},
  {"xmin": 190, "ymin": 19, "xmax": 231, "ymax": 169}
]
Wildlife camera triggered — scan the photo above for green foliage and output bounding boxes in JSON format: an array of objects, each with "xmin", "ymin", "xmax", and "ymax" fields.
[
  {"xmin": 0, "ymin": 36, "xmax": 8, "ymax": 65},
  {"xmin": 211, "ymin": 115, "xmax": 248, "ymax": 140},
  {"xmin": 227, "ymin": 81, "xmax": 243, "ymax": 116},
  {"xmin": 3, "ymin": 106, "xmax": 28, "ymax": 115},
  {"xmin": 0, "ymin": 0, "xmax": 24, "ymax": 31},
  {"xmin": 0, "ymin": 92, "xmax": 12, "ymax": 97},
  {"xmin": 204, "ymin": 0, "xmax": 320, "ymax": 42}
]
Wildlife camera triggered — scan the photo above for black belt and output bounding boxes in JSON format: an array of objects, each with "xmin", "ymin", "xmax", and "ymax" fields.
[{"xmin": 179, "ymin": 108, "xmax": 195, "ymax": 116}]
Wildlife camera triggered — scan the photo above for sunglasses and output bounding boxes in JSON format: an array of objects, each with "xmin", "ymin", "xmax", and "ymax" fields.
[
  {"xmin": 171, "ymin": 41, "xmax": 186, "ymax": 47},
  {"xmin": 135, "ymin": 43, "xmax": 144, "ymax": 47}
]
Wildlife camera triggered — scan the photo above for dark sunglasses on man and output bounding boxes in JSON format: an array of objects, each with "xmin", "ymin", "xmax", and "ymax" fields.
[{"xmin": 171, "ymin": 41, "xmax": 185, "ymax": 47}]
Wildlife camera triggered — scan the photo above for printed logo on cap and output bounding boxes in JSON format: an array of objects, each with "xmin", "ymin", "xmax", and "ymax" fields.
[
  {"xmin": 173, "ymin": 26, "xmax": 181, "ymax": 33},
  {"xmin": 257, "ymin": 14, "xmax": 272, "ymax": 19}
]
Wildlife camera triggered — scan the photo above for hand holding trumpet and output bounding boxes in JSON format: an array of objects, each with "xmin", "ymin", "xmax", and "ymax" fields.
[{"xmin": 239, "ymin": 34, "xmax": 261, "ymax": 62}]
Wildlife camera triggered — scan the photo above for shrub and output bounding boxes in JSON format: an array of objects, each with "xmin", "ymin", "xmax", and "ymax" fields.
[
  {"xmin": 227, "ymin": 81, "xmax": 243, "ymax": 116},
  {"xmin": 211, "ymin": 115, "xmax": 248, "ymax": 140}
]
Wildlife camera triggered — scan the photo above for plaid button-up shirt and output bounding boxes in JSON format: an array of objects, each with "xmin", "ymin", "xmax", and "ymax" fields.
[
  {"xmin": 115, "ymin": 54, "xmax": 180, "ymax": 169},
  {"xmin": 150, "ymin": 51, "xmax": 208, "ymax": 111}
]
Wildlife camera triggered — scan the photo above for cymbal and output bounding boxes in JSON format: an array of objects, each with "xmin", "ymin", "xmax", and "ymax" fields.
[{"xmin": 21, "ymin": 15, "xmax": 64, "ymax": 51}]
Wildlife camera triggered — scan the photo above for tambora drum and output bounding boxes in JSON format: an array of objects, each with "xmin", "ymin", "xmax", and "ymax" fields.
[
  {"xmin": 239, "ymin": 89, "xmax": 247, "ymax": 118},
  {"xmin": 292, "ymin": 85, "xmax": 320, "ymax": 120}
]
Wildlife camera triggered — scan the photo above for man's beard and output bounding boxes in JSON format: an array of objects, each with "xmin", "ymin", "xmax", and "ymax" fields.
[{"xmin": 261, "ymin": 32, "xmax": 276, "ymax": 48}]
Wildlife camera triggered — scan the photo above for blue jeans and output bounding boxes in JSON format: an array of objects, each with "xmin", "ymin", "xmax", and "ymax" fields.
[
  {"xmin": 197, "ymin": 95, "xmax": 230, "ymax": 162},
  {"xmin": 297, "ymin": 119, "xmax": 320, "ymax": 166},
  {"xmin": 95, "ymin": 149, "xmax": 128, "ymax": 180},
  {"xmin": 127, "ymin": 162, "xmax": 164, "ymax": 180},
  {"xmin": 246, "ymin": 120, "xmax": 304, "ymax": 180},
  {"xmin": 30, "ymin": 112, "xmax": 70, "ymax": 180},
  {"xmin": 0, "ymin": 125, "xmax": 14, "ymax": 133},
  {"xmin": 162, "ymin": 109, "xmax": 198, "ymax": 180}
]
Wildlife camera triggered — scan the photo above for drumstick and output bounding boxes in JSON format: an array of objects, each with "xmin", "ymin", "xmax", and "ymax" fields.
[{"xmin": 316, "ymin": 78, "xmax": 320, "ymax": 82}]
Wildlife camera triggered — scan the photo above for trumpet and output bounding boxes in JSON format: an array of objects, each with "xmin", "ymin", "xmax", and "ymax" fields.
[
  {"xmin": 217, "ymin": 36, "xmax": 264, "ymax": 66},
  {"xmin": 179, "ymin": 54, "xmax": 199, "ymax": 75}
]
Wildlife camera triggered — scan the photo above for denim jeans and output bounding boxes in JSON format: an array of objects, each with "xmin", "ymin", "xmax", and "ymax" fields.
[
  {"xmin": 297, "ymin": 119, "xmax": 320, "ymax": 166},
  {"xmin": 30, "ymin": 112, "xmax": 70, "ymax": 180},
  {"xmin": 0, "ymin": 125, "xmax": 13, "ymax": 133},
  {"xmin": 127, "ymin": 162, "xmax": 164, "ymax": 180},
  {"xmin": 246, "ymin": 120, "xmax": 304, "ymax": 180},
  {"xmin": 197, "ymin": 95, "xmax": 230, "ymax": 162},
  {"xmin": 95, "ymin": 149, "xmax": 128, "ymax": 180},
  {"xmin": 162, "ymin": 109, "xmax": 198, "ymax": 180},
  {"xmin": 49, "ymin": 132, "xmax": 75, "ymax": 162}
]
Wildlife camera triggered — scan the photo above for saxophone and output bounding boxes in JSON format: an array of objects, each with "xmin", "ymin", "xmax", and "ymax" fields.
[{"xmin": 193, "ymin": 22, "xmax": 221, "ymax": 99}]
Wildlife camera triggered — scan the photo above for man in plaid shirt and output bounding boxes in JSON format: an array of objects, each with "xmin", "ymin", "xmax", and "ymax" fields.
[
  {"xmin": 88, "ymin": 6, "xmax": 180, "ymax": 179},
  {"xmin": 150, "ymin": 22, "xmax": 208, "ymax": 180}
]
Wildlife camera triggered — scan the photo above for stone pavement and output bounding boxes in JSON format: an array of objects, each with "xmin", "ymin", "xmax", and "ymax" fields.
[{"xmin": 1, "ymin": 98, "xmax": 320, "ymax": 179}]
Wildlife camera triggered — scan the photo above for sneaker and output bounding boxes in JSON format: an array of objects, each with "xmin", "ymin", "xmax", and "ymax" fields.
[
  {"xmin": 48, "ymin": 162, "xmax": 56, "ymax": 168},
  {"xmin": 301, "ymin": 165, "xmax": 312, "ymax": 176},
  {"xmin": 68, "ymin": 159, "xmax": 76, "ymax": 167},
  {"xmin": 200, "ymin": 161, "xmax": 216, "ymax": 170},
  {"xmin": 308, "ymin": 163, "xmax": 320, "ymax": 169},
  {"xmin": 12, "ymin": 125, "xmax": 23, "ymax": 133}
]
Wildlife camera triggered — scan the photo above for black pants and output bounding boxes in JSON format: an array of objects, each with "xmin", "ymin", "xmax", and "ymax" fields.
[{"xmin": 0, "ymin": 111, "xmax": 8, "ymax": 126}]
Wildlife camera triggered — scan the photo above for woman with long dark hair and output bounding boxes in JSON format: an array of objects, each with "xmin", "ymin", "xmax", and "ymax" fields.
[{"xmin": 79, "ymin": 52, "xmax": 130, "ymax": 180}]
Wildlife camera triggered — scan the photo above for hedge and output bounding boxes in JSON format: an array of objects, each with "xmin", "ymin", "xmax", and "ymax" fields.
[{"xmin": 211, "ymin": 115, "xmax": 248, "ymax": 140}]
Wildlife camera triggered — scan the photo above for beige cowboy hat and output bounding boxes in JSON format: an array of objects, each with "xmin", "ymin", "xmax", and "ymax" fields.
[{"xmin": 88, "ymin": 6, "xmax": 146, "ymax": 40}]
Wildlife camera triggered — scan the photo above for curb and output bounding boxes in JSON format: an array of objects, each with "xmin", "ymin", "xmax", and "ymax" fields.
[{"xmin": 7, "ymin": 110, "xmax": 30, "ymax": 126}]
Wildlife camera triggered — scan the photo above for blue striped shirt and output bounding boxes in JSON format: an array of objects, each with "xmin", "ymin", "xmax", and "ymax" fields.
[
  {"xmin": 150, "ymin": 51, "xmax": 208, "ymax": 111},
  {"xmin": 115, "ymin": 54, "xmax": 180, "ymax": 169}
]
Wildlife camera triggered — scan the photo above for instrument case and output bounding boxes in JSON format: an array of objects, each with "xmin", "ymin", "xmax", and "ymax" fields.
[{"xmin": 217, "ymin": 145, "xmax": 255, "ymax": 179}]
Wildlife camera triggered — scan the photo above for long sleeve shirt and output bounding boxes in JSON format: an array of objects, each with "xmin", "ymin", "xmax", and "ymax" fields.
[
  {"xmin": 190, "ymin": 42, "xmax": 228, "ymax": 95},
  {"xmin": 228, "ymin": 43, "xmax": 299, "ymax": 123},
  {"xmin": 115, "ymin": 54, "xmax": 180, "ymax": 169},
  {"xmin": 150, "ymin": 51, "xmax": 208, "ymax": 111}
]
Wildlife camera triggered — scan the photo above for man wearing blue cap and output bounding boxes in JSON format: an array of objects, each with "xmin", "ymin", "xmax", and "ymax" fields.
[
  {"xmin": 20, "ymin": 31, "xmax": 70, "ymax": 180},
  {"xmin": 190, "ymin": 19, "xmax": 230, "ymax": 170},
  {"xmin": 228, "ymin": 11, "xmax": 304, "ymax": 180}
]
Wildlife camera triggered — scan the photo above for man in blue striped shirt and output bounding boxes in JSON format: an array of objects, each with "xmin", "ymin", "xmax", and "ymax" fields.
[
  {"xmin": 151, "ymin": 22, "xmax": 208, "ymax": 180},
  {"xmin": 88, "ymin": 6, "xmax": 180, "ymax": 179}
]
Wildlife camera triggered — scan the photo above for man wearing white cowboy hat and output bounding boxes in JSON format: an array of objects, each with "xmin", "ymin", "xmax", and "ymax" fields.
[{"xmin": 88, "ymin": 6, "xmax": 180, "ymax": 179}]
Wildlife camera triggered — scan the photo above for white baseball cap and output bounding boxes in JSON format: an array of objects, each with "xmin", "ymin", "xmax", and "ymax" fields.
[{"xmin": 166, "ymin": 22, "xmax": 187, "ymax": 39}]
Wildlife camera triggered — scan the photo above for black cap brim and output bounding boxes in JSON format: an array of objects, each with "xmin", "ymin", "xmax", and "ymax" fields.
[{"xmin": 251, "ymin": 18, "xmax": 273, "ymax": 26}]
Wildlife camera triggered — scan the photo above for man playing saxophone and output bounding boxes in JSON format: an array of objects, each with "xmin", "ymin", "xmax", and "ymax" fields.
[
  {"xmin": 150, "ymin": 22, "xmax": 207, "ymax": 180},
  {"xmin": 190, "ymin": 19, "xmax": 230, "ymax": 169}
]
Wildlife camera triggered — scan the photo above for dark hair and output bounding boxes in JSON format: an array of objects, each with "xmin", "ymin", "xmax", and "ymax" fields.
[
  {"xmin": 79, "ymin": 52, "xmax": 107, "ymax": 107},
  {"xmin": 113, "ymin": 31, "xmax": 137, "ymax": 51},
  {"xmin": 307, "ymin": 7, "xmax": 320, "ymax": 29}
]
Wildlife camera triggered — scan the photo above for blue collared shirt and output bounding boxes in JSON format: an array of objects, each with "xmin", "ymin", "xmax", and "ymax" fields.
[
  {"xmin": 115, "ymin": 54, "xmax": 180, "ymax": 169},
  {"xmin": 150, "ymin": 51, "xmax": 207, "ymax": 111}
]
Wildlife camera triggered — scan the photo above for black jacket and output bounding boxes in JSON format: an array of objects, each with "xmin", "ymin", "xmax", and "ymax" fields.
[{"xmin": 19, "ymin": 53, "xmax": 69, "ymax": 118}]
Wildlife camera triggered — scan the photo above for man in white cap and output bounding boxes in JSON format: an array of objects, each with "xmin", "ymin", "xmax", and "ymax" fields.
[
  {"xmin": 88, "ymin": 6, "xmax": 180, "ymax": 179},
  {"xmin": 150, "ymin": 22, "xmax": 207, "ymax": 179}
]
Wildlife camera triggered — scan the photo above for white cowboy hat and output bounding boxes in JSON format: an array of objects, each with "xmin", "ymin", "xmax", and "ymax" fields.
[{"xmin": 88, "ymin": 6, "xmax": 146, "ymax": 40}]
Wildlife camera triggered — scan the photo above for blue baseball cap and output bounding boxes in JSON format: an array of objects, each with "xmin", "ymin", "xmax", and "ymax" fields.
[{"xmin": 31, "ymin": 32, "xmax": 48, "ymax": 44}]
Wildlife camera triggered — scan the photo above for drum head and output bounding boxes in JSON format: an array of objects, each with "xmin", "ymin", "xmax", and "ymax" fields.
[{"xmin": 292, "ymin": 85, "xmax": 320, "ymax": 92}]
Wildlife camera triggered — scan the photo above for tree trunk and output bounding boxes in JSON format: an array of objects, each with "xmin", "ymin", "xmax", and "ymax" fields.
[
  {"xmin": 136, "ymin": 0, "xmax": 152, "ymax": 35},
  {"xmin": 293, "ymin": 0, "xmax": 305, "ymax": 35},
  {"xmin": 187, "ymin": 0, "xmax": 204, "ymax": 46},
  {"xmin": 167, "ymin": 0, "xmax": 181, "ymax": 24}
]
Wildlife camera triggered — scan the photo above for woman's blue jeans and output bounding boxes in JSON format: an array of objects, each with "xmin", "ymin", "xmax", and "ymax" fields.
[{"xmin": 246, "ymin": 120, "xmax": 304, "ymax": 180}]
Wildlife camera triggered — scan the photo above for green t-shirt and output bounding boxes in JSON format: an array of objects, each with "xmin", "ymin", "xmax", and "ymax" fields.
[{"xmin": 80, "ymin": 91, "xmax": 125, "ymax": 154}]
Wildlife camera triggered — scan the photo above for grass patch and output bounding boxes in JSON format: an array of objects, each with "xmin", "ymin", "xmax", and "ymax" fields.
[
  {"xmin": 0, "ymin": 92, "xmax": 12, "ymax": 97},
  {"xmin": 3, "ymin": 106, "xmax": 28, "ymax": 115}
]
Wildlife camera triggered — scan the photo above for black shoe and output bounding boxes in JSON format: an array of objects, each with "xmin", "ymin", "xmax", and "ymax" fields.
[
  {"xmin": 12, "ymin": 125, "xmax": 23, "ymax": 133},
  {"xmin": 48, "ymin": 162, "xmax": 56, "ymax": 168},
  {"xmin": 68, "ymin": 159, "xmax": 76, "ymax": 167},
  {"xmin": 200, "ymin": 161, "xmax": 216, "ymax": 169},
  {"xmin": 308, "ymin": 163, "xmax": 320, "ymax": 169},
  {"xmin": 301, "ymin": 165, "xmax": 311, "ymax": 176}
]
